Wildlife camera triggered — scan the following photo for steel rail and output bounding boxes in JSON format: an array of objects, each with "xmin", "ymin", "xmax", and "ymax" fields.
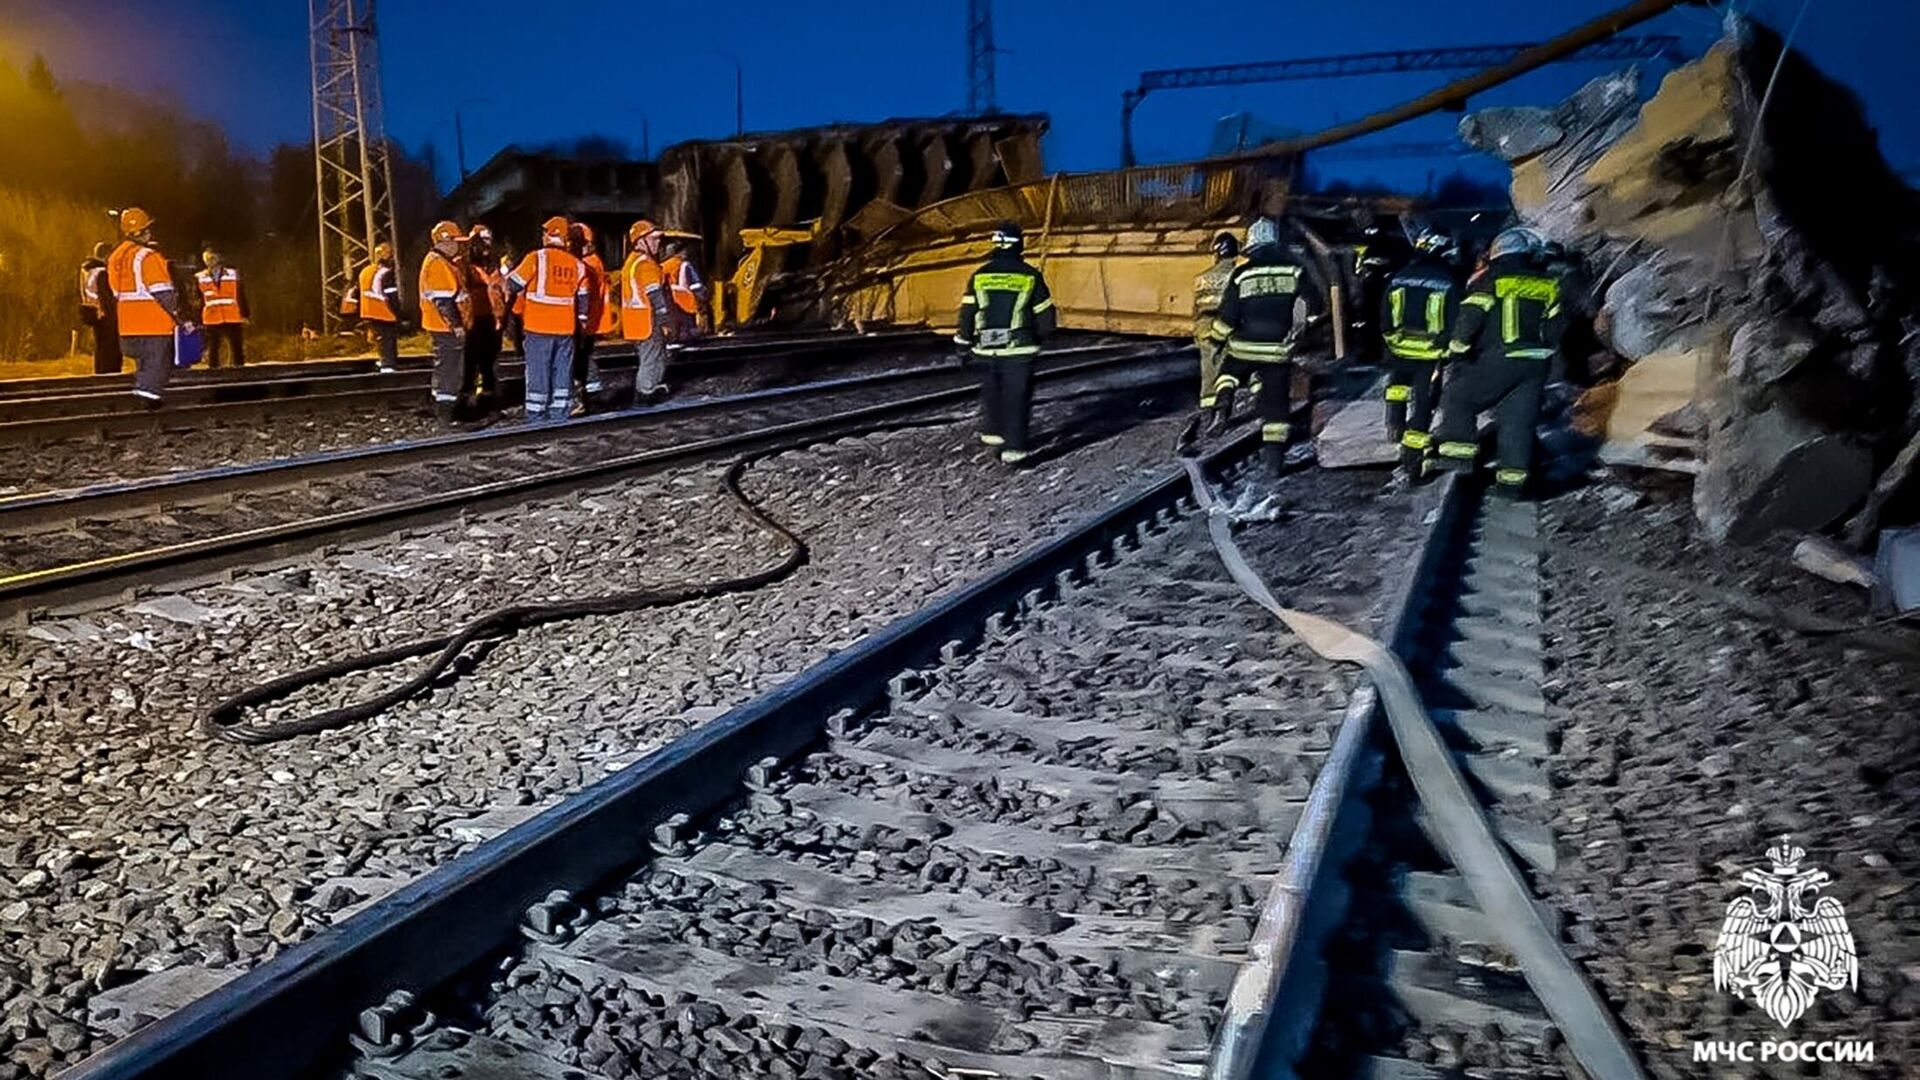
[
  {"xmin": 0, "ymin": 341, "xmax": 1143, "ymax": 533},
  {"xmin": 0, "ymin": 347, "xmax": 1186, "ymax": 620},
  {"xmin": 59, "ymin": 425, "xmax": 1259, "ymax": 1080}
]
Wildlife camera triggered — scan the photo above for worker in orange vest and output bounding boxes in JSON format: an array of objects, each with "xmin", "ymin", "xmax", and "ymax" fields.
[
  {"xmin": 464, "ymin": 224, "xmax": 506, "ymax": 413},
  {"xmin": 79, "ymin": 242, "xmax": 121, "ymax": 374},
  {"xmin": 106, "ymin": 207, "xmax": 189, "ymax": 406},
  {"xmin": 660, "ymin": 241, "xmax": 708, "ymax": 338},
  {"xmin": 504, "ymin": 216, "xmax": 593, "ymax": 422},
  {"xmin": 357, "ymin": 242, "xmax": 403, "ymax": 372},
  {"xmin": 196, "ymin": 248, "xmax": 249, "ymax": 368},
  {"xmin": 569, "ymin": 222, "xmax": 610, "ymax": 412},
  {"xmin": 419, "ymin": 221, "xmax": 470, "ymax": 427},
  {"xmin": 621, "ymin": 219, "xmax": 675, "ymax": 404}
]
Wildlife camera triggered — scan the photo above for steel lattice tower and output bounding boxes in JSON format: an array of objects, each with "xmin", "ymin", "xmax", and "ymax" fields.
[
  {"xmin": 310, "ymin": 0, "xmax": 398, "ymax": 331},
  {"xmin": 966, "ymin": 0, "xmax": 996, "ymax": 115}
]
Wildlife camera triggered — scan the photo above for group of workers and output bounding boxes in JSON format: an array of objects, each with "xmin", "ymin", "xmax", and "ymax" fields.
[
  {"xmin": 1186, "ymin": 215, "xmax": 1565, "ymax": 499},
  {"xmin": 78, "ymin": 209, "xmax": 253, "ymax": 396},
  {"xmin": 343, "ymin": 215, "xmax": 707, "ymax": 425}
]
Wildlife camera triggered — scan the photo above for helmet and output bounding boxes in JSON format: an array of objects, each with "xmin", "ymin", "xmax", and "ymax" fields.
[
  {"xmin": 1244, "ymin": 217, "xmax": 1280, "ymax": 250},
  {"xmin": 468, "ymin": 223, "xmax": 493, "ymax": 244},
  {"xmin": 989, "ymin": 222, "xmax": 1022, "ymax": 250},
  {"xmin": 570, "ymin": 221, "xmax": 595, "ymax": 247},
  {"xmin": 430, "ymin": 220, "xmax": 466, "ymax": 244},
  {"xmin": 627, "ymin": 219, "xmax": 660, "ymax": 245},
  {"xmin": 1488, "ymin": 226, "xmax": 1543, "ymax": 262},
  {"xmin": 1412, "ymin": 229, "xmax": 1451, "ymax": 256},
  {"xmin": 1211, "ymin": 231, "xmax": 1239, "ymax": 258},
  {"xmin": 373, "ymin": 241, "xmax": 394, "ymax": 261},
  {"xmin": 541, "ymin": 216, "xmax": 571, "ymax": 244},
  {"xmin": 118, "ymin": 207, "xmax": 154, "ymax": 236}
]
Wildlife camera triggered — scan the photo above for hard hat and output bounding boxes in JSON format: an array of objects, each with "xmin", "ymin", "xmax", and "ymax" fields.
[
  {"xmin": 1211, "ymin": 231, "xmax": 1240, "ymax": 258},
  {"xmin": 570, "ymin": 222, "xmax": 595, "ymax": 245},
  {"xmin": 468, "ymin": 223, "xmax": 493, "ymax": 243},
  {"xmin": 1413, "ymin": 229, "xmax": 1451, "ymax": 255},
  {"xmin": 118, "ymin": 207, "xmax": 154, "ymax": 236},
  {"xmin": 373, "ymin": 241, "xmax": 394, "ymax": 261},
  {"xmin": 990, "ymin": 221, "xmax": 1023, "ymax": 249},
  {"xmin": 431, "ymin": 220, "xmax": 467, "ymax": 244},
  {"xmin": 541, "ymin": 215, "xmax": 571, "ymax": 241},
  {"xmin": 1244, "ymin": 217, "xmax": 1280, "ymax": 250},
  {"xmin": 627, "ymin": 219, "xmax": 660, "ymax": 245},
  {"xmin": 1488, "ymin": 226, "xmax": 1544, "ymax": 262}
]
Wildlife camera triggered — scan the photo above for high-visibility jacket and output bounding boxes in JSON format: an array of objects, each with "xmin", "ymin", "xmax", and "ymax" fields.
[
  {"xmin": 661, "ymin": 254, "xmax": 703, "ymax": 316},
  {"xmin": 357, "ymin": 264, "xmax": 399, "ymax": 323},
  {"xmin": 196, "ymin": 268, "xmax": 245, "ymax": 327},
  {"xmin": 954, "ymin": 251, "xmax": 1055, "ymax": 357},
  {"xmin": 1447, "ymin": 255, "xmax": 1565, "ymax": 363},
  {"xmin": 508, "ymin": 247, "xmax": 589, "ymax": 336},
  {"xmin": 602, "ymin": 274, "xmax": 621, "ymax": 337},
  {"xmin": 466, "ymin": 261, "xmax": 501, "ymax": 327},
  {"xmin": 582, "ymin": 253, "xmax": 615, "ymax": 336},
  {"xmin": 417, "ymin": 251, "xmax": 468, "ymax": 333},
  {"xmin": 106, "ymin": 241, "xmax": 177, "ymax": 337},
  {"xmin": 620, "ymin": 253, "xmax": 669, "ymax": 341},
  {"xmin": 1380, "ymin": 255, "xmax": 1460, "ymax": 362},
  {"xmin": 1191, "ymin": 255, "xmax": 1237, "ymax": 340},
  {"xmin": 1209, "ymin": 245, "xmax": 1326, "ymax": 362}
]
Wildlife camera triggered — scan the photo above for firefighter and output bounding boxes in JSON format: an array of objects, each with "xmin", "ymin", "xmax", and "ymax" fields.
[
  {"xmin": 196, "ymin": 248, "xmax": 249, "ymax": 368},
  {"xmin": 619, "ymin": 219, "xmax": 675, "ymax": 404},
  {"xmin": 418, "ymin": 221, "xmax": 470, "ymax": 427},
  {"xmin": 106, "ymin": 207, "xmax": 187, "ymax": 406},
  {"xmin": 1193, "ymin": 231, "xmax": 1238, "ymax": 423},
  {"xmin": 1429, "ymin": 226, "xmax": 1565, "ymax": 500},
  {"xmin": 954, "ymin": 222, "xmax": 1055, "ymax": 465},
  {"xmin": 503, "ymin": 216, "xmax": 592, "ymax": 423},
  {"xmin": 357, "ymin": 242, "xmax": 403, "ymax": 373},
  {"xmin": 1207, "ymin": 216, "xmax": 1327, "ymax": 476},
  {"xmin": 570, "ymin": 222, "xmax": 609, "ymax": 413},
  {"xmin": 1380, "ymin": 229, "xmax": 1461, "ymax": 479},
  {"xmin": 660, "ymin": 241, "xmax": 708, "ymax": 337},
  {"xmin": 463, "ymin": 224, "xmax": 505, "ymax": 412},
  {"xmin": 80, "ymin": 242, "xmax": 121, "ymax": 375}
]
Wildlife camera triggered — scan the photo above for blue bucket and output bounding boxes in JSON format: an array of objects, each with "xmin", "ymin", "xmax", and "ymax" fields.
[{"xmin": 174, "ymin": 324, "xmax": 205, "ymax": 368}]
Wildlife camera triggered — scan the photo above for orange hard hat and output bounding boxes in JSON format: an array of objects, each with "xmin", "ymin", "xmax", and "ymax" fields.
[
  {"xmin": 627, "ymin": 219, "xmax": 660, "ymax": 245},
  {"xmin": 118, "ymin": 207, "xmax": 154, "ymax": 236},
  {"xmin": 430, "ymin": 220, "xmax": 466, "ymax": 244},
  {"xmin": 541, "ymin": 215, "xmax": 570, "ymax": 240},
  {"xmin": 468, "ymin": 223, "xmax": 493, "ymax": 243},
  {"xmin": 373, "ymin": 241, "xmax": 394, "ymax": 261}
]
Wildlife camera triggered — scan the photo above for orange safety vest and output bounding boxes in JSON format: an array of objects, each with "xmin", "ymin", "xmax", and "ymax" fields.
[
  {"xmin": 466, "ymin": 262, "xmax": 500, "ymax": 326},
  {"xmin": 195, "ymin": 268, "xmax": 243, "ymax": 326},
  {"xmin": 417, "ymin": 251, "xmax": 469, "ymax": 333},
  {"xmin": 106, "ymin": 241, "xmax": 176, "ymax": 337},
  {"xmin": 582, "ymin": 253, "xmax": 615, "ymax": 336},
  {"xmin": 620, "ymin": 253, "xmax": 667, "ymax": 341},
  {"xmin": 357, "ymin": 264, "xmax": 398, "ymax": 323},
  {"xmin": 509, "ymin": 247, "xmax": 589, "ymax": 336},
  {"xmin": 661, "ymin": 254, "xmax": 701, "ymax": 316}
]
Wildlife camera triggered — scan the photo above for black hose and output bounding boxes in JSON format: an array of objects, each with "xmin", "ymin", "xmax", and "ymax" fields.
[{"xmin": 202, "ymin": 414, "xmax": 969, "ymax": 745}]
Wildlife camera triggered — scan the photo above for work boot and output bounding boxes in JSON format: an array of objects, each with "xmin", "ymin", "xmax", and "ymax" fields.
[
  {"xmin": 1203, "ymin": 387, "xmax": 1236, "ymax": 436},
  {"xmin": 999, "ymin": 448, "xmax": 1032, "ymax": 467},
  {"xmin": 434, "ymin": 401, "xmax": 457, "ymax": 431},
  {"xmin": 1260, "ymin": 443, "xmax": 1287, "ymax": 477}
]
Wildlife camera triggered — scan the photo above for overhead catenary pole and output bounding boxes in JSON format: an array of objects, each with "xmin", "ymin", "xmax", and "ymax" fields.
[{"xmin": 310, "ymin": 0, "xmax": 399, "ymax": 332}]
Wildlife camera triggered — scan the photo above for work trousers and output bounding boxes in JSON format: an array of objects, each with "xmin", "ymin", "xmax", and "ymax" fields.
[
  {"xmin": 522, "ymin": 332, "xmax": 576, "ymax": 423},
  {"xmin": 1431, "ymin": 355, "xmax": 1549, "ymax": 493},
  {"xmin": 977, "ymin": 354, "xmax": 1035, "ymax": 455},
  {"xmin": 92, "ymin": 319, "xmax": 123, "ymax": 374},
  {"xmin": 122, "ymin": 334, "xmax": 174, "ymax": 402},
  {"xmin": 573, "ymin": 333, "xmax": 598, "ymax": 395},
  {"xmin": 372, "ymin": 322, "xmax": 400, "ymax": 371},
  {"xmin": 632, "ymin": 335, "xmax": 669, "ymax": 404},
  {"xmin": 1385, "ymin": 354, "xmax": 1441, "ymax": 475},
  {"xmin": 204, "ymin": 324, "xmax": 245, "ymax": 368},
  {"xmin": 464, "ymin": 321, "xmax": 502, "ymax": 402},
  {"xmin": 429, "ymin": 332, "xmax": 463, "ymax": 405},
  {"xmin": 1194, "ymin": 320, "xmax": 1224, "ymax": 408},
  {"xmin": 1216, "ymin": 357, "xmax": 1293, "ymax": 474}
]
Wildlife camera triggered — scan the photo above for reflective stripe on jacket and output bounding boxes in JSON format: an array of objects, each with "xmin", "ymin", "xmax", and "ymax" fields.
[
  {"xmin": 620, "ymin": 254, "xmax": 668, "ymax": 341},
  {"xmin": 418, "ymin": 252, "xmax": 468, "ymax": 333},
  {"xmin": 196, "ymin": 269, "xmax": 244, "ymax": 326},
  {"xmin": 107, "ymin": 241, "xmax": 176, "ymax": 337},
  {"xmin": 357, "ymin": 264, "xmax": 398, "ymax": 323},
  {"xmin": 509, "ymin": 248, "xmax": 590, "ymax": 336},
  {"xmin": 955, "ymin": 253, "xmax": 1055, "ymax": 357}
]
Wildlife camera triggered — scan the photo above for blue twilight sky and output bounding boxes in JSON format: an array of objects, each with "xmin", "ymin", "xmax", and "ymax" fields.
[{"xmin": 2, "ymin": 0, "xmax": 1914, "ymax": 192}]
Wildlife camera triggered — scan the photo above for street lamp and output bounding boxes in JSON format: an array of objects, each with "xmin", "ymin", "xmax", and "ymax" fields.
[{"xmin": 455, "ymin": 97, "xmax": 492, "ymax": 180}]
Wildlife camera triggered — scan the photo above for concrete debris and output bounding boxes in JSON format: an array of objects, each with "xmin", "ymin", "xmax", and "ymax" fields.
[
  {"xmin": 1791, "ymin": 535, "xmax": 1876, "ymax": 590},
  {"xmin": 128, "ymin": 596, "xmax": 226, "ymax": 626},
  {"xmin": 1313, "ymin": 391, "xmax": 1400, "ymax": 469},
  {"xmin": 24, "ymin": 618, "xmax": 106, "ymax": 644},
  {"xmin": 87, "ymin": 965, "xmax": 238, "ymax": 1040},
  {"xmin": 1464, "ymin": 16, "xmax": 1920, "ymax": 544},
  {"xmin": 441, "ymin": 804, "xmax": 551, "ymax": 845}
]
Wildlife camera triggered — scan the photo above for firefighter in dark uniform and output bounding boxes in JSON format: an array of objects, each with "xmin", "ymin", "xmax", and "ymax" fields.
[
  {"xmin": 1429, "ymin": 227, "xmax": 1565, "ymax": 498},
  {"xmin": 1207, "ymin": 216, "xmax": 1327, "ymax": 476},
  {"xmin": 1381, "ymin": 229, "xmax": 1461, "ymax": 479},
  {"xmin": 954, "ymin": 222, "xmax": 1056, "ymax": 465}
]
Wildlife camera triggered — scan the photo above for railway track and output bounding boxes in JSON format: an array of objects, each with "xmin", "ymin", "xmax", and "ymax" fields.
[
  {"xmin": 0, "ymin": 342, "xmax": 1184, "ymax": 619},
  {"xmin": 0, "ymin": 329, "xmax": 939, "ymax": 442},
  {"xmin": 59, "ymin": 428, "xmax": 1650, "ymax": 1080}
]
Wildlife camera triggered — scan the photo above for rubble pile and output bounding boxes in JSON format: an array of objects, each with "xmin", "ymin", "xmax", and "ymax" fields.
[{"xmin": 1462, "ymin": 16, "xmax": 1920, "ymax": 546}]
